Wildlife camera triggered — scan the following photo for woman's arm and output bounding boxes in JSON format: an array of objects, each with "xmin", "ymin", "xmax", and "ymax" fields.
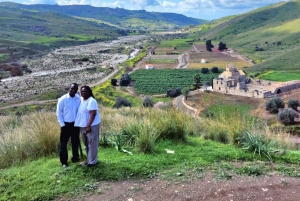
[{"xmin": 85, "ymin": 110, "xmax": 96, "ymax": 133}]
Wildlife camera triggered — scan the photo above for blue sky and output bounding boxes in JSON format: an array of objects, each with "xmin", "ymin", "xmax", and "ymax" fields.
[{"xmin": 0, "ymin": 0, "xmax": 288, "ymax": 20}]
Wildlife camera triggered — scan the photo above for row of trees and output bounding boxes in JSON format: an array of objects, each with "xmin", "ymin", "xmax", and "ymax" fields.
[
  {"xmin": 265, "ymin": 97, "xmax": 300, "ymax": 125},
  {"xmin": 205, "ymin": 40, "xmax": 227, "ymax": 52}
]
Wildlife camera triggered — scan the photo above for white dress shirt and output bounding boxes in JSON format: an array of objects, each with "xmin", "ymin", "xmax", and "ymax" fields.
[
  {"xmin": 75, "ymin": 97, "xmax": 101, "ymax": 127},
  {"xmin": 56, "ymin": 93, "xmax": 81, "ymax": 127}
]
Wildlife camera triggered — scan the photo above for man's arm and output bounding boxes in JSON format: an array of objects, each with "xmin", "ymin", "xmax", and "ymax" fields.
[{"xmin": 56, "ymin": 97, "xmax": 65, "ymax": 127}]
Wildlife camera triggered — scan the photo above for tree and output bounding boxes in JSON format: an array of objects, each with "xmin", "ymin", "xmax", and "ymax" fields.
[
  {"xmin": 111, "ymin": 78, "xmax": 118, "ymax": 86},
  {"xmin": 206, "ymin": 40, "xmax": 214, "ymax": 51},
  {"xmin": 193, "ymin": 74, "xmax": 201, "ymax": 89},
  {"xmin": 265, "ymin": 97, "xmax": 285, "ymax": 113},
  {"xmin": 211, "ymin": 66, "xmax": 219, "ymax": 73},
  {"xmin": 277, "ymin": 108, "xmax": 299, "ymax": 125},
  {"xmin": 218, "ymin": 42, "xmax": 227, "ymax": 51},
  {"xmin": 182, "ymin": 87, "xmax": 190, "ymax": 100},
  {"xmin": 288, "ymin": 98, "xmax": 300, "ymax": 111},
  {"xmin": 166, "ymin": 87, "xmax": 181, "ymax": 98},
  {"xmin": 143, "ymin": 96, "xmax": 154, "ymax": 107},
  {"xmin": 201, "ymin": 68, "xmax": 209, "ymax": 74},
  {"xmin": 119, "ymin": 73, "xmax": 131, "ymax": 86}
]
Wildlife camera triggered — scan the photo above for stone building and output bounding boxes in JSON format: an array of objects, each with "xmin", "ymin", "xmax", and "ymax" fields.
[{"xmin": 213, "ymin": 63, "xmax": 300, "ymax": 98}]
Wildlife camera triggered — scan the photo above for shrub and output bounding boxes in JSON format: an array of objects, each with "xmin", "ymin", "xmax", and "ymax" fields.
[
  {"xmin": 211, "ymin": 67, "xmax": 219, "ymax": 73},
  {"xmin": 238, "ymin": 130, "xmax": 274, "ymax": 162},
  {"xmin": 287, "ymin": 98, "xmax": 300, "ymax": 111},
  {"xmin": 166, "ymin": 87, "xmax": 181, "ymax": 98},
  {"xmin": 265, "ymin": 97, "xmax": 284, "ymax": 113},
  {"xmin": 277, "ymin": 108, "xmax": 299, "ymax": 125},
  {"xmin": 111, "ymin": 78, "xmax": 118, "ymax": 86},
  {"xmin": 120, "ymin": 73, "xmax": 131, "ymax": 86},
  {"xmin": 201, "ymin": 68, "xmax": 209, "ymax": 74},
  {"xmin": 142, "ymin": 96, "xmax": 154, "ymax": 107},
  {"xmin": 182, "ymin": 87, "xmax": 190, "ymax": 100},
  {"xmin": 113, "ymin": 97, "xmax": 132, "ymax": 108}
]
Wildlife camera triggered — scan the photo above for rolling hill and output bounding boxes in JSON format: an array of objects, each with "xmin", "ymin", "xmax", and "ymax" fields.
[
  {"xmin": 192, "ymin": 0, "xmax": 300, "ymax": 75},
  {"xmin": 0, "ymin": 2, "xmax": 206, "ymax": 63}
]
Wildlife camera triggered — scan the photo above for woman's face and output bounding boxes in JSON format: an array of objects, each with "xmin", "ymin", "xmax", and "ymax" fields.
[{"xmin": 80, "ymin": 87, "xmax": 89, "ymax": 100}]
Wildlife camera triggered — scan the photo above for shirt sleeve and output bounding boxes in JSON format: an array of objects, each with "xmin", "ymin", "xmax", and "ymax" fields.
[
  {"xmin": 87, "ymin": 98, "xmax": 98, "ymax": 111},
  {"xmin": 56, "ymin": 97, "xmax": 65, "ymax": 127}
]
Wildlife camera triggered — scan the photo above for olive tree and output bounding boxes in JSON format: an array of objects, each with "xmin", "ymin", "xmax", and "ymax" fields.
[
  {"xmin": 277, "ymin": 108, "xmax": 299, "ymax": 125},
  {"xmin": 265, "ymin": 97, "xmax": 284, "ymax": 113}
]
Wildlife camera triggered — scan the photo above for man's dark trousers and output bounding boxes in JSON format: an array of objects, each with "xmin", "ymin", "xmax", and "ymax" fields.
[{"xmin": 59, "ymin": 122, "xmax": 80, "ymax": 165}]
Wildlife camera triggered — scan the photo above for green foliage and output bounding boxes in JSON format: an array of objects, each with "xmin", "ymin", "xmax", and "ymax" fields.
[
  {"xmin": 287, "ymin": 98, "xmax": 300, "ymax": 111},
  {"xmin": 193, "ymin": 73, "xmax": 201, "ymax": 89},
  {"xmin": 235, "ymin": 162, "xmax": 267, "ymax": 176},
  {"xmin": 113, "ymin": 97, "xmax": 132, "ymax": 108},
  {"xmin": 166, "ymin": 87, "xmax": 181, "ymax": 98},
  {"xmin": 130, "ymin": 69, "xmax": 218, "ymax": 95},
  {"xmin": 201, "ymin": 68, "xmax": 209, "ymax": 74},
  {"xmin": 119, "ymin": 73, "xmax": 131, "ymax": 86},
  {"xmin": 265, "ymin": 97, "xmax": 285, "ymax": 113},
  {"xmin": 211, "ymin": 66, "xmax": 219, "ymax": 73},
  {"xmin": 277, "ymin": 108, "xmax": 299, "ymax": 125},
  {"xmin": 182, "ymin": 87, "xmax": 190, "ymax": 100},
  {"xmin": 111, "ymin": 78, "xmax": 118, "ymax": 86},
  {"xmin": 238, "ymin": 131, "xmax": 274, "ymax": 162},
  {"xmin": 142, "ymin": 96, "xmax": 154, "ymax": 107},
  {"xmin": 125, "ymin": 52, "xmax": 146, "ymax": 67}
]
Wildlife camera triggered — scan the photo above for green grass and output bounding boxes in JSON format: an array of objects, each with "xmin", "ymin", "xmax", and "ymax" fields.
[
  {"xmin": 130, "ymin": 69, "xmax": 219, "ymax": 95},
  {"xmin": 1, "ymin": 137, "xmax": 300, "ymax": 200},
  {"xmin": 0, "ymin": 54, "xmax": 6, "ymax": 62},
  {"xmin": 258, "ymin": 71, "xmax": 300, "ymax": 82}
]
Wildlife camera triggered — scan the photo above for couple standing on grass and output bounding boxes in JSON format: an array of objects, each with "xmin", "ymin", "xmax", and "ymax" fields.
[{"xmin": 56, "ymin": 83, "xmax": 101, "ymax": 168}]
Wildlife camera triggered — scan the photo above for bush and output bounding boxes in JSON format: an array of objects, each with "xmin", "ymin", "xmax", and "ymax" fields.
[
  {"xmin": 166, "ymin": 87, "xmax": 181, "ymax": 98},
  {"xmin": 142, "ymin": 96, "xmax": 154, "ymax": 107},
  {"xmin": 238, "ymin": 131, "xmax": 274, "ymax": 162},
  {"xmin": 277, "ymin": 108, "xmax": 299, "ymax": 125},
  {"xmin": 287, "ymin": 98, "xmax": 300, "ymax": 111},
  {"xmin": 201, "ymin": 68, "xmax": 209, "ymax": 74},
  {"xmin": 120, "ymin": 73, "xmax": 131, "ymax": 86},
  {"xmin": 113, "ymin": 97, "xmax": 132, "ymax": 108},
  {"xmin": 265, "ymin": 97, "xmax": 284, "ymax": 113},
  {"xmin": 182, "ymin": 87, "xmax": 190, "ymax": 100},
  {"xmin": 111, "ymin": 78, "xmax": 118, "ymax": 86},
  {"xmin": 211, "ymin": 67, "xmax": 219, "ymax": 73}
]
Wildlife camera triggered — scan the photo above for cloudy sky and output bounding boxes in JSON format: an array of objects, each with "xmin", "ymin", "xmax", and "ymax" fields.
[{"xmin": 0, "ymin": 0, "xmax": 288, "ymax": 20}]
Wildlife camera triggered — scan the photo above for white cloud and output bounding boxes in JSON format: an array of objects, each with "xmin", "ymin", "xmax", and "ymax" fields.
[
  {"xmin": 131, "ymin": 0, "xmax": 160, "ymax": 9},
  {"xmin": 161, "ymin": 1, "xmax": 176, "ymax": 8}
]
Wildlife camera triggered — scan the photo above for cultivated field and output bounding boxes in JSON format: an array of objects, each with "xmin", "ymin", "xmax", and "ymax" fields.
[{"xmin": 189, "ymin": 44, "xmax": 252, "ymax": 69}]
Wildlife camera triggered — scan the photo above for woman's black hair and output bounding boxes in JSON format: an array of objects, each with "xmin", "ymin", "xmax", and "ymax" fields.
[{"xmin": 80, "ymin": 85, "xmax": 95, "ymax": 99}]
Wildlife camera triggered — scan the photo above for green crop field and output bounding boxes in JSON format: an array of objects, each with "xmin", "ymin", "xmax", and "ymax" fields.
[
  {"xmin": 130, "ymin": 69, "xmax": 219, "ymax": 94},
  {"xmin": 258, "ymin": 71, "xmax": 300, "ymax": 82}
]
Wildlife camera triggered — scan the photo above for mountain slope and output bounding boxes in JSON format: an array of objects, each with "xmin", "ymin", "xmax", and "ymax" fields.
[
  {"xmin": 195, "ymin": 0, "xmax": 300, "ymax": 73},
  {"xmin": 0, "ymin": 2, "xmax": 206, "ymax": 31},
  {"xmin": 0, "ymin": 4, "xmax": 125, "ymax": 62}
]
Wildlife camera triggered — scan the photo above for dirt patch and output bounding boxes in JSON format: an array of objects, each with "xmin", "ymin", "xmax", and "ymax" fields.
[{"xmin": 78, "ymin": 172, "xmax": 300, "ymax": 201}]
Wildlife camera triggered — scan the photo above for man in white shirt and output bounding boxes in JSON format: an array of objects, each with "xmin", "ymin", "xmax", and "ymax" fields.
[{"xmin": 56, "ymin": 83, "xmax": 81, "ymax": 168}]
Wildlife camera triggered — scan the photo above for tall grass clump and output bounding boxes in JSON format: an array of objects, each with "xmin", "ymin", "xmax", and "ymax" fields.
[
  {"xmin": 0, "ymin": 112, "xmax": 60, "ymax": 168},
  {"xmin": 101, "ymin": 107, "xmax": 198, "ymax": 153},
  {"xmin": 201, "ymin": 109, "xmax": 248, "ymax": 144},
  {"xmin": 238, "ymin": 130, "xmax": 274, "ymax": 162}
]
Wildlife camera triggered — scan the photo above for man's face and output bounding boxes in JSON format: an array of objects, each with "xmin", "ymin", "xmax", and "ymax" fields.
[{"xmin": 69, "ymin": 85, "xmax": 78, "ymax": 97}]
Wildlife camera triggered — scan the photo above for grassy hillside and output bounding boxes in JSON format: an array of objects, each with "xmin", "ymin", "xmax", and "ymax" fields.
[
  {"xmin": 0, "ymin": 5, "xmax": 122, "ymax": 62},
  {"xmin": 190, "ymin": 0, "xmax": 300, "ymax": 77},
  {"xmin": 0, "ymin": 2, "xmax": 206, "ymax": 31}
]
